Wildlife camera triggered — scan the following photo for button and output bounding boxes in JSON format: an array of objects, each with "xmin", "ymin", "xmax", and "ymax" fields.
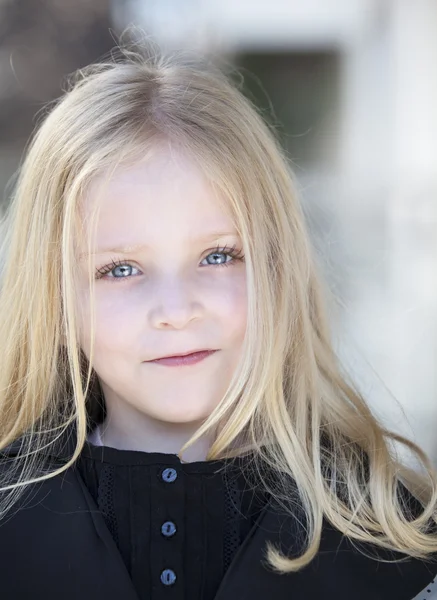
[
  {"xmin": 160, "ymin": 568, "xmax": 177, "ymax": 586},
  {"xmin": 161, "ymin": 467, "xmax": 177, "ymax": 483},
  {"xmin": 161, "ymin": 521, "xmax": 177, "ymax": 537}
]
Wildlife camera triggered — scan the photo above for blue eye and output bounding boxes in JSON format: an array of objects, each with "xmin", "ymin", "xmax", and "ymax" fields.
[{"xmin": 95, "ymin": 244, "xmax": 245, "ymax": 282}]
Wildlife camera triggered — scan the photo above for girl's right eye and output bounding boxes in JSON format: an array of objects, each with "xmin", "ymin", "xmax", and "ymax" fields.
[{"xmin": 95, "ymin": 259, "xmax": 140, "ymax": 280}]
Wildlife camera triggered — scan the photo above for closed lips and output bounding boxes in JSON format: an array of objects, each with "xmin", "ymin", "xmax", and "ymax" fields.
[{"xmin": 148, "ymin": 349, "xmax": 216, "ymax": 360}]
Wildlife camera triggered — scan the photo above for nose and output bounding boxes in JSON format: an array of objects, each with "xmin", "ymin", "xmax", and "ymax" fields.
[{"xmin": 149, "ymin": 277, "xmax": 203, "ymax": 330}]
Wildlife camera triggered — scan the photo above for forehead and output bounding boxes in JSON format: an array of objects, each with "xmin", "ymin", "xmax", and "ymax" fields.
[{"xmin": 77, "ymin": 146, "xmax": 236, "ymax": 245}]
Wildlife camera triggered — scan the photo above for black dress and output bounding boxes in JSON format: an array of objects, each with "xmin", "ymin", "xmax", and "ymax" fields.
[{"xmin": 76, "ymin": 440, "xmax": 269, "ymax": 600}]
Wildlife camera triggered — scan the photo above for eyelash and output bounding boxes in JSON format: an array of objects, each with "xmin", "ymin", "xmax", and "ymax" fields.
[{"xmin": 94, "ymin": 244, "xmax": 245, "ymax": 282}]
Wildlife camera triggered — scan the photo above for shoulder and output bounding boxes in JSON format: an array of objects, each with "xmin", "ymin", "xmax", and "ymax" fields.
[
  {"xmin": 316, "ymin": 518, "xmax": 437, "ymax": 598},
  {"xmin": 0, "ymin": 454, "xmax": 88, "ymax": 539},
  {"xmin": 0, "ymin": 456, "xmax": 100, "ymax": 582},
  {"xmin": 255, "ymin": 482, "xmax": 437, "ymax": 600},
  {"xmin": 320, "ymin": 479, "xmax": 437, "ymax": 598},
  {"xmin": 0, "ymin": 451, "xmax": 137, "ymax": 599}
]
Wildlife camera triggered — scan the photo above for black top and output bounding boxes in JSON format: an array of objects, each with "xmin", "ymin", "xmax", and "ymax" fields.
[
  {"xmin": 76, "ymin": 440, "xmax": 269, "ymax": 600},
  {"xmin": 2, "ymin": 427, "xmax": 437, "ymax": 600}
]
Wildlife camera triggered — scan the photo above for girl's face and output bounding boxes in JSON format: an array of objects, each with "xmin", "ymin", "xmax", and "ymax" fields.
[{"xmin": 76, "ymin": 143, "xmax": 247, "ymax": 428}]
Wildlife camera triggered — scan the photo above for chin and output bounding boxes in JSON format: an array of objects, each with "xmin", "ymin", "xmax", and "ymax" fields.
[
  {"xmin": 161, "ymin": 413, "xmax": 209, "ymax": 425},
  {"xmin": 153, "ymin": 406, "xmax": 213, "ymax": 424}
]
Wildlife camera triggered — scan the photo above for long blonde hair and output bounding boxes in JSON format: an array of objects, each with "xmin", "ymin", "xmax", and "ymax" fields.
[{"xmin": 1, "ymin": 36, "xmax": 437, "ymax": 572}]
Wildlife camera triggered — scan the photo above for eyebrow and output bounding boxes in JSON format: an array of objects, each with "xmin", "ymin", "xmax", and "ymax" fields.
[{"xmin": 78, "ymin": 231, "xmax": 240, "ymax": 260}]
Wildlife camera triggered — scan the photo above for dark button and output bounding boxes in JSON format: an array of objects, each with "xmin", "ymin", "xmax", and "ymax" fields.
[
  {"xmin": 160, "ymin": 568, "xmax": 177, "ymax": 586},
  {"xmin": 161, "ymin": 467, "xmax": 178, "ymax": 483},
  {"xmin": 161, "ymin": 520, "xmax": 177, "ymax": 537}
]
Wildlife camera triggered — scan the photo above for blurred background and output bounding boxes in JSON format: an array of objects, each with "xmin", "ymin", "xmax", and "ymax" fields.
[{"xmin": 0, "ymin": 0, "xmax": 436, "ymax": 465}]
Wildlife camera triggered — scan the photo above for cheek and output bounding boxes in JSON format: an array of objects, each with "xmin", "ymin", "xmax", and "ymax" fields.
[
  {"xmin": 97, "ymin": 296, "xmax": 137, "ymax": 346},
  {"xmin": 216, "ymin": 274, "xmax": 247, "ymax": 338},
  {"xmin": 75, "ymin": 288, "xmax": 136, "ymax": 355}
]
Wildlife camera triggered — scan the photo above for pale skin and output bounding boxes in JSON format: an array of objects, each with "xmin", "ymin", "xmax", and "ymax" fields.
[{"xmin": 75, "ymin": 141, "xmax": 247, "ymax": 462}]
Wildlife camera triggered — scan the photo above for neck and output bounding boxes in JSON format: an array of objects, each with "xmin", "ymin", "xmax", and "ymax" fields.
[{"xmin": 95, "ymin": 400, "xmax": 214, "ymax": 463}]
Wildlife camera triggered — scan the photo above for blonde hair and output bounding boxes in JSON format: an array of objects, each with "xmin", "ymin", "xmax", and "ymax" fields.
[{"xmin": 1, "ymin": 35, "xmax": 437, "ymax": 573}]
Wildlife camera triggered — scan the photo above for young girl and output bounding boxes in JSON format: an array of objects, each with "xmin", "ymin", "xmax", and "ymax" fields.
[{"xmin": 0, "ymin": 39, "xmax": 436, "ymax": 600}]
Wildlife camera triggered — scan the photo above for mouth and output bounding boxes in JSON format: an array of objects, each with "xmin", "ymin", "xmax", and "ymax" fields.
[
  {"xmin": 147, "ymin": 349, "xmax": 218, "ymax": 361},
  {"xmin": 146, "ymin": 349, "xmax": 219, "ymax": 367}
]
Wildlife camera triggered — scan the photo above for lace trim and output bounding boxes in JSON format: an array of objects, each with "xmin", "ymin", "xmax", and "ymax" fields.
[
  {"xmin": 97, "ymin": 463, "xmax": 119, "ymax": 546},
  {"xmin": 222, "ymin": 468, "xmax": 243, "ymax": 572}
]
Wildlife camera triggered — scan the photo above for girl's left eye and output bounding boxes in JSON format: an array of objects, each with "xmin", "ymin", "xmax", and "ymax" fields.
[{"xmin": 94, "ymin": 244, "xmax": 245, "ymax": 282}]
